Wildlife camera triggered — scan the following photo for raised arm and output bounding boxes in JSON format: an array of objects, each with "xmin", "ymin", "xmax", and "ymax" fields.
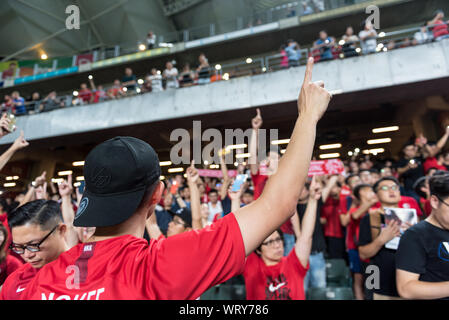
[
  {"xmin": 146, "ymin": 209, "xmax": 162, "ymax": 239},
  {"xmin": 58, "ymin": 175, "xmax": 80, "ymax": 248},
  {"xmin": 18, "ymin": 171, "xmax": 46, "ymax": 207},
  {"xmin": 219, "ymin": 150, "xmax": 232, "ymax": 200},
  {"xmin": 0, "ymin": 131, "xmax": 29, "ymax": 171},
  {"xmin": 234, "ymin": 58, "xmax": 331, "ymax": 255},
  {"xmin": 321, "ymin": 175, "xmax": 338, "ymax": 203},
  {"xmin": 186, "ymin": 161, "xmax": 202, "ymax": 230},
  {"xmin": 229, "ymin": 186, "xmax": 243, "ymax": 214},
  {"xmin": 295, "ymin": 175, "xmax": 320, "ymax": 267},
  {"xmin": 249, "ymin": 109, "xmax": 262, "ymax": 176},
  {"xmin": 0, "ymin": 113, "xmax": 13, "ymax": 139}
]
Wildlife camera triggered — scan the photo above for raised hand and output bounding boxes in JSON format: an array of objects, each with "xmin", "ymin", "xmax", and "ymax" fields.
[
  {"xmin": 12, "ymin": 131, "xmax": 29, "ymax": 151},
  {"xmin": 58, "ymin": 174, "xmax": 73, "ymax": 198},
  {"xmin": 186, "ymin": 160, "xmax": 200, "ymax": 184},
  {"xmin": 33, "ymin": 171, "xmax": 47, "ymax": 188},
  {"xmin": 0, "ymin": 113, "xmax": 13, "ymax": 137},
  {"xmin": 297, "ymin": 57, "xmax": 332, "ymax": 123},
  {"xmin": 251, "ymin": 108, "xmax": 263, "ymax": 130},
  {"xmin": 309, "ymin": 175, "xmax": 322, "ymax": 200},
  {"xmin": 35, "ymin": 182, "xmax": 48, "ymax": 200}
]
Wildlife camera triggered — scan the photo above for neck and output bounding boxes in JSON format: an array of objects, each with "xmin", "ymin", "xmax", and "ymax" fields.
[
  {"xmin": 380, "ymin": 202, "xmax": 398, "ymax": 209},
  {"xmin": 427, "ymin": 212, "xmax": 449, "ymax": 230},
  {"xmin": 261, "ymin": 255, "xmax": 281, "ymax": 266}
]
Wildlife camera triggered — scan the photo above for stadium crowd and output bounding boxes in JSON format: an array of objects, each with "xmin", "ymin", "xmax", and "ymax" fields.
[
  {"xmin": 2, "ymin": 11, "xmax": 449, "ymax": 116},
  {"xmin": 0, "ymin": 96, "xmax": 449, "ymax": 299}
]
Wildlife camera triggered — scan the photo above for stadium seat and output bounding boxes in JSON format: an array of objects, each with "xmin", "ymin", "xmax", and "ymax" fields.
[
  {"xmin": 307, "ymin": 287, "xmax": 354, "ymax": 300},
  {"xmin": 325, "ymin": 259, "xmax": 351, "ymax": 287},
  {"xmin": 201, "ymin": 284, "xmax": 246, "ymax": 300}
]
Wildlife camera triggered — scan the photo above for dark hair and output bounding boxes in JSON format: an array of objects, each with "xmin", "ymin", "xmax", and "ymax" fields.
[
  {"xmin": 208, "ymin": 189, "xmax": 218, "ymax": 195},
  {"xmin": 7, "ymin": 200, "xmax": 63, "ymax": 231},
  {"xmin": 256, "ymin": 228, "xmax": 284, "ymax": 256},
  {"xmin": 413, "ymin": 176, "xmax": 428, "ymax": 199},
  {"xmin": 345, "ymin": 174, "xmax": 359, "ymax": 185},
  {"xmin": 243, "ymin": 189, "xmax": 254, "ymax": 196},
  {"xmin": 373, "ymin": 176, "xmax": 400, "ymax": 192},
  {"xmin": 353, "ymin": 184, "xmax": 373, "ymax": 201},
  {"xmin": 429, "ymin": 170, "xmax": 449, "ymax": 199}
]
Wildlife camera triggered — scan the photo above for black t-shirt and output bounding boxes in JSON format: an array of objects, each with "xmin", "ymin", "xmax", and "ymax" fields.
[
  {"xmin": 122, "ymin": 74, "xmax": 137, "ymax": 90},
  {"xmin": 358, "ymin": 213, "xmax": 399, "ymax": 296},
  {"xmin": 395, "ymin": 157, "xmax": 424, "ymax": 191},
  {"xmin": 297, "ymin": 198, "xmax": 326, "ymax": 254},
  {"xmin": 396, "ymin": 220, "xmax": 449, "ymax": 299}
]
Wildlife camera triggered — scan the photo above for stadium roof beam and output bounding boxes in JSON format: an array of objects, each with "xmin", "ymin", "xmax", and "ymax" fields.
[
  {"xmin": 75, "ymin": 0, "xmax": 105, "ymax": 47},
  {"xmin": 159, "ymin": 0, "xmax": 207, "ymax": 16},
  {"xmin": 15, "ymin": 0, "xmax": 66, "ymax": 23}
]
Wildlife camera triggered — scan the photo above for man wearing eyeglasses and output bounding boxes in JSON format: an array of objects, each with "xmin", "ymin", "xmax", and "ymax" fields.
[
  {"xmin": 396, "ymin": 171, "xmax": 449, "ymax": 300},
  {"xmin": 0, "ymin": 200, "xmax": 70, "ymax": 300},
  {"xmin": 358, "ymin": 177, "xmax": 415, "ymax": 299}
]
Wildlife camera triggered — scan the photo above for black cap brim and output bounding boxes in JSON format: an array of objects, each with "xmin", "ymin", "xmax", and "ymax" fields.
[{"xmin": 73, "ymin": 186, "xmax": 146, "ymax": 227}]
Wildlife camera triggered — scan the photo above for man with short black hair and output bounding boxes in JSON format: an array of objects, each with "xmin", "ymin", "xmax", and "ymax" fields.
[
  {"xmin": 396, "ymin": 171, "xmax": 449, "ymax": 299},
  {"xmin": 21, "ymin": 58, "xmax": 332, "ymax": 300}
]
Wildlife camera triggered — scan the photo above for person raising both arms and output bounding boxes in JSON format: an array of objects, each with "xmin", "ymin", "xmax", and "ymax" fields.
[{"xmin": 20, "ymin": 57, "xmax": 331, "ymax": 300}]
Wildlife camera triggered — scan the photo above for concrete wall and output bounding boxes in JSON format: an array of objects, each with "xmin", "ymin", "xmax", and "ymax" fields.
[{"xmin": 2, "ymin": 39, "xmax": 449, "ymax": 145}]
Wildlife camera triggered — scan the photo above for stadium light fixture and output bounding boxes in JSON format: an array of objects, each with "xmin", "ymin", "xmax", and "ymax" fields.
[
  {"xmin": 348, "ymin": 151, "xmax": 353, "ymax": 156},
  {"xmin": 355, "ymin": 48, "xmax": 361, "ymax": 53},
  {"xmin": 372, "ymin": 126, "xmax": 399, "ymax": 133},
  {"xmin": 319, "ymin": 153, "xmax": 340, "ymax": 159},
  {"xmin": 58, "ymin": 170, "xmax": 73, "ymax": 176},
  {"xmin": 319, "ymin": 143, "xmax": 342, "ymax": 150},
  {"xmin": 74, "ymin": 182, "xmax": 81, "ymax": 187},
  {"xmin": 226, "ymin": 144, "xmax": 247, "ymax": 150},
  {"xmin": 262, "ymin": 67, "xmax": 267, "ymax": 72},
  {"xmin": 168, "ymin": 168, "xmax": 184, "ymax": 173},
  {"xmin": 204, "ymin": 160, "xmax": 209, "ymax": 165},
  {"xmin": 123, "ymin": 87, "xmax": 128, "ymax": 92},
  {"xmin": 72, "ymin": 161, "xmax": 85, "ymax": 166},
  {"xmin": 159, "ymin": 161, "xmax": 172, "ymax": 166},
  {"xmin": 40, "ymin": 53, "xmax": 48, "ymax": 60},
  {"xmin": 51, "ymin": 178, "xmax": 64, "ymax": 184},
  {"xmin": 383, "ymin": 47, "xmax": 388, "ymax": 52},
  {"xmin": 234, "ymin": 162, "xmax": 238, "ymax": 167},
  {"xmin": 76, "ymin": 176, "xmax": 84, "ymax": 181},
  {"xmin": 281, "ymin": 149, "xmax": 286, "ymax": 154},
  {"xmin": 137, "ymin": 79, "xmax": 144, "ymax": 85},
  {"xmin": 235, "ymin": 153, "xmax": 250, "ymax": 159},
  {"xmin": 354, "ymin": 148, "xmax": 360, "ymax": 153},
  {"xmin": 73, "ymin": 91, "xmax": 79, "ymax": 97},
  {"xmin": 271, "ymin": 139, "xmax": 290, "ymax": 145},
  {"xmin": 223, "ymin": 73, "xmax": 230, "ymax": 80},
  {"xmin": 4, "ymin": 183, "xmax": 16, "ymax": 188},
  {"xmin": 210, "ymin": 164, "xmax": 220, "ymax": 169},
  {"xmin": 379, "ymin": 32, "xmax": 386, "ymax": 38},
  {"xmin": 5, "ymin": 176, "xmax": 13, "ymax": 181},
  {"xmin": 88, "ymin": 75, "xmax": 93, "ymax": 80},
  {"xmin": 215, "ymin": 64, "xmax": 222, "ymax": 70},
  {"xmin": 246, "ymin": 58, "xmax": 253, "ymax": 64},
  {"xmin": 367, "ymin": 138, "xmax": 391, "ymax": 145},
  {"xmin": 138, "ymin": 44, "xmax": 146, "ymax": 51},
  {"xmin": 160, "ymin": 176, "xmax": 165, "ymax": 180},
  {"xmin": 363, "ymin": 148, "xmax": 385, "ymax": 155},
  {"xmin": 136, "ymin": 88, "xmax": 141, "ymax": 93},
  {"xmin": 13, "ymin": 176, "xmax": 19, "ymax": 180},
  {"xmin": 338, "ymin": 40, "xmax": 345, "ymax": 46}
]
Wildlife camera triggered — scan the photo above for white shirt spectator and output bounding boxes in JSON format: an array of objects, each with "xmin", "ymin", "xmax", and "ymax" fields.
[
  {"xmin": 359, "ymin": 29, "xmax": 378, "ymax": 54},
  {"xmin": 207, "ymin": 201, "xmax": 223, "ymax": 222},
  {"xmin": 163, "ymin": 68, "xmax": 179, "ymax": 89},
  {"xmin": 147, "ymin": 74, "xmax": 163, "ymax": 92}
]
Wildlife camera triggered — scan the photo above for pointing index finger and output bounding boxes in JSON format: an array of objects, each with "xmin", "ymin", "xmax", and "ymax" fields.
[{"xmin": 304, "ymin": 57, "xmax": 314, "ymax": 84}]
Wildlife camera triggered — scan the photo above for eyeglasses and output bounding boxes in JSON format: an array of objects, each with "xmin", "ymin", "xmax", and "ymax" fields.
[
  {"xmin": 262, "ymin": 237, "xmax": 283, "ymax": 248},
  {"xmin": 437, "ymin": 196, "xmax": 449, "ymax": 208},
  {"xmin": 379, "ymin": 185, "xmax": 399, "ymax": 191},
  {"xmin": 9, "ymin": 225, "xmax": 58, "ymax": 255}
]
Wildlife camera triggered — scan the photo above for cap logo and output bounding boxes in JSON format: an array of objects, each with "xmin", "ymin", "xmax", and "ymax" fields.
[
  {"xmin": 91, "ymin": 166, "xmax": 111, "ymax": 189},
  {"xmin": 75, "ymin": 198, "xmax": 89, "ymax": 219}
]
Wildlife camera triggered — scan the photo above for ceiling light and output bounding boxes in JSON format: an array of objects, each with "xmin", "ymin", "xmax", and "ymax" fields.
[
  {"xmin": 271, "ymin": 139, "xmax": 290, "ymax": 145},
  {"xmin": 72, "ymin": 161, "xmax": 85, "ymax": 166},
  {"xmin": 319, "ymin": 143, "xmax": 342, "ymax": 150},
  {"xmin": 319, "ymin": 153, "xmax": 340, "ymax": 159},
  {"xmin": 168, "ymin": 168, "xmax": 184, "ymax": 173},
  {"xmin": 372, "ymin": 126, "xmax": 399, "ymax": 133},
  {"xmin": 58, "ymin": 170, "xmax": 73, "ymax": 176},
  {"xmin": 367, "ymin": 138, "xmax": 391, "ymax": 145},
  {"xmin": 160, "ymin": 161, "xmax": 172, "ymax": 166}
]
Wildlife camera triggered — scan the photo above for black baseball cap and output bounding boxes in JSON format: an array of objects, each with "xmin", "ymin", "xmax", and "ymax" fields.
[
  {"xmin": 74, "ymin": 136, "xmax": 161, "ymax": 227},
  {"xmin": 169, "ymin": 207, "xmax": 192, "ymax": 228}
]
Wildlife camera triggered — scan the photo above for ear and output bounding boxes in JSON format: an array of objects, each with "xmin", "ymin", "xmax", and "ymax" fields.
[
  {"xmin": 150, "ymin": 181, "xmax": 165, "ymax": 206},
  {"xmin": 430, "ymin": 195, "xmax": 439, "ymax": 211},
  {"xmin": 58, "ymin": 223, "xmax": 67, "ymax": 237}
]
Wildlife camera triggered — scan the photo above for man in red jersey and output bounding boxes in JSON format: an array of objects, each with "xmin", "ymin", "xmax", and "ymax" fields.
[{"xmin": 21, "ymin": 58, "xmax": 332, "ymax": 300}]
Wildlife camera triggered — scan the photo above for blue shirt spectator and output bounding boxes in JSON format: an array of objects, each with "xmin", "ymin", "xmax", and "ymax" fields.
[
  {"xmin": 285, "ymin": 40, "xmax": 302, "ymax": 67},
  {"xmin": 314, "ymin": 30, "xmax": 335, "ymax": 61},
  {"xmin": 11, "ymin": 91, "xmax": 26, "ymax": 115}
]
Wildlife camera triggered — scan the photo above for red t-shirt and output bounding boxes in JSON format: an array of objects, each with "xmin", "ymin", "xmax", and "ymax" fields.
[
  {"xmin": 321, "ymin": 197, "xmax": 344, "ymax": 238},
  {"xmin": 423, "ymin": 157, "xmax": 446, "ymax": 174},
  {"xmin": 0, "ymin": 255, "xmax": 24, "ymax": 287},
  {"xmin": 433, "ymin": 19, "xmax": 449, "ymax": 38},
  {"xmin": 340, "ymin": 185, "xmax": 351, "ymax": 197},
  {"xmin": 21, "ymin": 213, "xmax": 245, "ymax": 300},
  {"xmin": 372, "ymin": 196, "xmax": 423, "ymax": 217},
  {"xmin": 0, "ymin": 263, "xmax": 37, "ymax": 300},
  {"xmin": 243, "ymin": 249, "xmax": 309, "ymax": 300},
  {"xmin": 251, "ymin": 170, "xmax": 268, "ymax": 201},
  {"xmin": 346, "ymin": 207, "xmax": 366, "ymax": 250},
  {"xmin": 92, "ymin": 90, "xmax": 106, "ymax": 103},
  {"xmin": 78, "ymin": 89, "xmax": 92, "ymax": 103},
  {"xmin": 420, "ymin": 198, "xmax": 432, "ymax": 217}
]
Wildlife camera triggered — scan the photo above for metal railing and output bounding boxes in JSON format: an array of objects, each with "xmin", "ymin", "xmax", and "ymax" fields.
[{"xmin": 2, "ymin": 21, "xmax": 449, "ymax": 116}]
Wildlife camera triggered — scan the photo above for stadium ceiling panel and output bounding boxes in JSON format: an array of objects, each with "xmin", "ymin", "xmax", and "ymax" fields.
[{"xmin": 159, "ymin": 0, "xmax": 208, "ymax": 16}]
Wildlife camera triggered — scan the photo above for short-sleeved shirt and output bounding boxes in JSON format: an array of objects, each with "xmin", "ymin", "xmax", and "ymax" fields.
[
  {"xmin": 243, "ymin": 249, "xmax": 309, "ymax": 300},
  {"xmin": 251, "ymin": 170, "xmax": 268, "ymax": 200},
  {"xmin": 78, "ymin": 89, "xmax": 92, "ymax": 103},
  {"xmin": 122, "ymin": 75, "xmax": 137, "ymax": 90},
  {"xmin": 0, "ymin": 263, "xmax": 37, "ymax": 300},
  {"xmin": 372, "ymin": 196, "xmax": 423, "ymax": 217},
  {"xmin": 321, "ymin": 197, "xmax": 344, "ymax": 238},
  {"xmin": 358, "ymin": 213, "xmax": 399, "ymax": 296},
  {"xmin": 297, "ymin": 199, "xmax": 325, "ymax": 253},
  {"xmin": 396, "ymin": 220, "xmax": 449, "ymax": 299},
  {"xmin": 423, "ymin": 157, "xmax": 447, "ymax": 174},
  {"xmin": 20, "ymin": 213, "xmax": 245, "ymax": 300},
  {"xmin": 395, "ymin": 157, "xmax": 424, "ymax": 191},
  {"xmin": 154, "ymin": 207, "xmax": 173, "ymax": 235},
  {"xmin": 0, "ymin": 255, "xmax": 23, "ymax": 287},
  {"xmin": 346, "ymin": 206, "xmax": 366, "ymax": 250}
]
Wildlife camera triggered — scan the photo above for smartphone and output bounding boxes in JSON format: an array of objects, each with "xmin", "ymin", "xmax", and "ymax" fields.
[
  {"xmin": 170, "ymin": 180, "xmax": 179, "ymax": 194},
  {"xmin": 231, "ymin": 174, "xmax": 247, "ymax": 192},
  {"xmin": 6, "ymin": 113, "xmax": 16, "ymax": 132},
  {"xmin": 78, "ymin": 181, "xmax": 85, "ymax": 194}
]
